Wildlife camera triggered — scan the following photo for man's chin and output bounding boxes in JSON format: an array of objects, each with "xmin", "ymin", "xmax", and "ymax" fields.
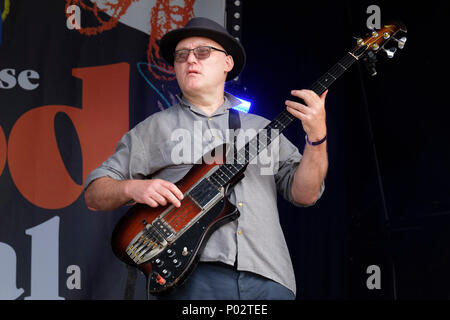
[{"xmin": 183, "ymin": 83, "xmax": 205, "ymax": 93}]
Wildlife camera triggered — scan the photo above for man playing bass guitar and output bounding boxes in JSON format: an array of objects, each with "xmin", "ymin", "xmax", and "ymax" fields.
[{"xmin": 84, "ymin": 17, "xmax": 328, "ymax": 300}]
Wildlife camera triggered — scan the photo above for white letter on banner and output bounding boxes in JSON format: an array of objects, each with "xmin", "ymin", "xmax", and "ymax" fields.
[
  {"xmin": 0, "ymin": 243, "xmax": 24, "ymax": 299},
  {"xmin": 24, "ymin": 216, "xmax": 64, "ymax": 300},
  {"xmin": 66, "ymin": 5, "xmax": 81, "ymax": 30}
]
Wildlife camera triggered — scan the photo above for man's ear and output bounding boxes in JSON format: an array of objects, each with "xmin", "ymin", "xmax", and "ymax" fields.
[{"xmin": 224, "ymin": 54, "xmax": 234, "ymax": 73}]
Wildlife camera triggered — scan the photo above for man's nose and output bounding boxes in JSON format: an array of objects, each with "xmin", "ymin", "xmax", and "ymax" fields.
[{"xmin": 186, "ymin": 50, "xmax": 197, "ymax": 63}]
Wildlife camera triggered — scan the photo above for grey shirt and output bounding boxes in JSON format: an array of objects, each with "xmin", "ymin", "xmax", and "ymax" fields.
[{"xmin": 84, "ymin": 92, "xmax": 324, "ymax": 295}]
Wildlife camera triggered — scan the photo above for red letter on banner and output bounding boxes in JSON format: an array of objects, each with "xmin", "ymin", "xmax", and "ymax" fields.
[
  {"xmin": 0, "ymin": 126, "xmax": 6, "ymax": 176},
  {"xmin": 7, "ymin": 63, "xmax": 129, "ymax": 209}
]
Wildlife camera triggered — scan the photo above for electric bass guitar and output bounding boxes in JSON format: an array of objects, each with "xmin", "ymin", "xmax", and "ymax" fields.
[{"xmin": 111, "ymin": 22, "xmax": 407, "ymax": 295}]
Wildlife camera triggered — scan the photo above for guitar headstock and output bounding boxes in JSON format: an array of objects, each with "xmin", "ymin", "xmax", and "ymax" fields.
[{"xmin": 351, "ymin": 22, "xmax": 407, "ymax": 62}]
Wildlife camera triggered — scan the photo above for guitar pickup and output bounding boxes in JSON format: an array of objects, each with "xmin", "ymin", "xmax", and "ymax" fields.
[
  {"xmin": 188, "ymin": 179, "xmax": 221, "ymax": 209},
  {"xmin": 152, "ymin": 218, "xmax": 175, "ymax": 241}
]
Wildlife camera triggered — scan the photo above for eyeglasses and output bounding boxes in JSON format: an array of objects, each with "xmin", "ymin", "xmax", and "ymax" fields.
[{"xmin": 173, "ymin": 46, "xmax": 228, "ymax": 63}]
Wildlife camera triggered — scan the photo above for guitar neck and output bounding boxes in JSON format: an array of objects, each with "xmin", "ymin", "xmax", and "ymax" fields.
[{"xmin": 207, "ymin": 52, "xmax": 358, "ymax": 189}]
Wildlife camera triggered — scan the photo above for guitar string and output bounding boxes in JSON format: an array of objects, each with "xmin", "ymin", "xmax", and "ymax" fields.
[
  {"xmin": 309, "ymin": 54, "xmax": 356, "ymax": 94},
  {"xmin": 168, "ymin": 199, "xmax": 199, "ymax": 229},
  {"xmin": 163, "ymin": 198, "xmax": 195, "ymax": 225},
  {"xmin": 131, "ymin": 227, "xmax": 162, "ymax": 260},
  {"xmin": 164, "ymin": 198, "xmax": 198, "ymax": 230},
  {"xmin": 132, "ymin": 202, "xmax": 196, "ymax": 257}
]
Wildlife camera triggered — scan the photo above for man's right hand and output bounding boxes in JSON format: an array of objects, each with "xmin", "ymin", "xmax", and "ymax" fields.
[
  {"xmin": 125, "ymin": 179, "xmax": 184, "ymax": 208},
  {"xmin": 84, "ymin": 177, "xmax": 184, "ymax": 212}
]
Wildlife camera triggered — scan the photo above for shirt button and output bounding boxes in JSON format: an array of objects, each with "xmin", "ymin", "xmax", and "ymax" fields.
[
  {"xmin": 208, "ymin": 117, "xmax": 212, "ymax": 120},
  {"xmin": 237, "ymin": 230, "xmax": 243, "ymax": 235},
  {"xmin": 238, "ymin": 202, "xmax": 243, "ymax": 207}
]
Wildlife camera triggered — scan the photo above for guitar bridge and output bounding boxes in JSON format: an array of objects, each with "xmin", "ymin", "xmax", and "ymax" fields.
[{"xmin": 126, "ymin": 220, "xmax": 173, "ymax": 265}]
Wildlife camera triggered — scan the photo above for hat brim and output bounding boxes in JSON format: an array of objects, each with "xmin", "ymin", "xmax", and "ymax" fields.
[{"xmin": 160, "ymin": 27, "xmax": 246, "ymax": 82}]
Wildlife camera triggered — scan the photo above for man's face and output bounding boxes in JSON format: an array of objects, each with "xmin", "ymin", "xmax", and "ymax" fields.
[{"xmin": 174, "ymin": 36, "xmax": 234, "ymax": 96}]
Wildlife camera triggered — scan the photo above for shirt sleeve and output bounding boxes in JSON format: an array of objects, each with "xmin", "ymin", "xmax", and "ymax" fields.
[
  {"xmin": 83, "ymin": 129, "xmax": 148, "ymax": 190},
  {"xmin": 274, "ymin": 134, "xmax": 325, "ymax": 208}
]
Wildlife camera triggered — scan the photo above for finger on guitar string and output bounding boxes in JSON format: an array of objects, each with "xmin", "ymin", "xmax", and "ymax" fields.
[
  {"xmin": 147, "ymin": 198, "xmax": 159, "ymax": 208},
  {"xmin": 161, "ymin": 180, "xmax": 184, "ymax": 201},
  {"xmin": 149, "ymin": 189, "xmax": 168, "ymax": 206},
  {"xmin": 157, "ymin": 186, "xmax": 182, "ymax": 208},
  {"xmin": 128, "ymin": 178, "xmax": 183, "ymax": 208},
  {"xmin": 285, "ymin": 105, "xmax": 308, "ymax": 121}
]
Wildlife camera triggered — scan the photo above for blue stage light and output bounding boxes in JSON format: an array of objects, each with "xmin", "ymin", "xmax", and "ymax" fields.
[{"xmin": 233, "ymin": 97, "xmax": 251, "ymax": 113}]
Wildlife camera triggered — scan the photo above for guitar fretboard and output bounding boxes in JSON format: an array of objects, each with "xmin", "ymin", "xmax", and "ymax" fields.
[{"xmin": 207, "ymin": 52, "xmax": 358, "ymax": 189}]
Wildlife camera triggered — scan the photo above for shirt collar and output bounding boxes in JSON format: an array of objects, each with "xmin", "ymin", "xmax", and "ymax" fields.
[{"xmin": 176, "ymin": 92, "xmax": 241, "ymax": 117}]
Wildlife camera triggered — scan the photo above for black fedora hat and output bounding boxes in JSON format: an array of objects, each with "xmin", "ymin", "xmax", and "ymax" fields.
[{"xmin": 159, "ymin": 17, "xmax": 246, "ymax": 81}]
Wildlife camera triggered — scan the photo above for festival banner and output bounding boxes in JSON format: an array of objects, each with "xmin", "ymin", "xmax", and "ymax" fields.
[{"xmin": 0, "ymin": 0, "xmax": 226, "ymax": 300}]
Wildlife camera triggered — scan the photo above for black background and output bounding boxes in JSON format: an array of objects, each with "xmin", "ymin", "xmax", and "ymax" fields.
[{"xmin": 239, "ymin": 1, "xmax": 450, "ymax": 299}]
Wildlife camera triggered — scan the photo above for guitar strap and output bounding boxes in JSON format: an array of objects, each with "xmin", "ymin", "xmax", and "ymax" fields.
[
  {"xmin": 124, "ymin": 264, "xmax": 138, "ymax": 300},
  {"xmin": 228, "ymin": 107, "xmax": 241, "ymax": 131},
  {"xmin": 124, "ymin": 107, "xmax": 241, "ymax": 300}
]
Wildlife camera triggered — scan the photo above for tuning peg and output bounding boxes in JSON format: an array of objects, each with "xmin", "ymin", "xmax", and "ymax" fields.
[
  {"xmin": 353, "ymin": 36, "xmax": 365, "ymax": 46},
  {"xmin": 383, "ymin": 47, "xmax": 397, "ymax": 58},
  {"xmin": 393, "ymin": 36, "xmax": 407, "ymax": 49}
]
